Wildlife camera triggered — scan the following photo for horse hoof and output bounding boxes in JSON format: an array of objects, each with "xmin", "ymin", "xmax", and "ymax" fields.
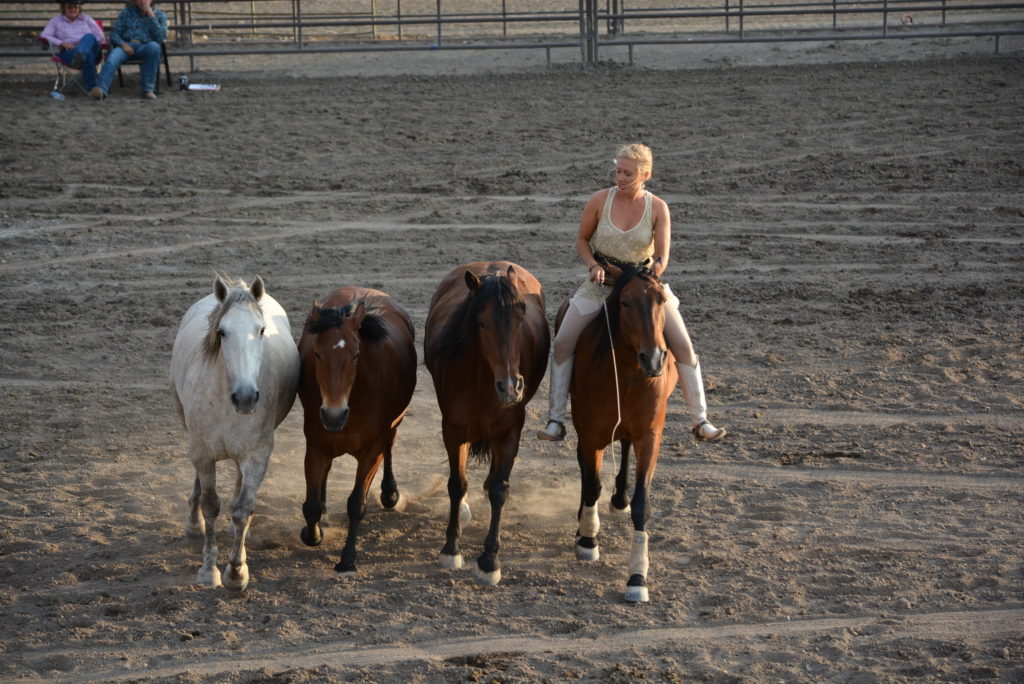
[
  {"xmin": 382, "ymin": 490, "xmax": 405, "ymax": 512},
  {"xmin": 300, "ymin": 524, "xmax": 323, "ymax": 547},
  {"xmin": 438, "ymin": 553, "xmax": 464, "ymax": 570},
  {"xmin": 334, "ymin": 568, "xmax": 357, "ymax": 580},
  {"xmin": 472, "ymin": 563, "xmax": 501, "ymax": 586},
  {"xmin": 625, "ymin": 585, "xmax": 650, "ymax": 603},
  {"xmin": 575, "ymin": 543, "xmax": 600, "ymax": 562},
  {"xmin": 196, "ymin": 565, "xmax": 222, "ymax": 588},
  {"xmin": 222, "ymin": 563, "xmax": 249, "ymax": 591},
  {"xmin": 609, "ymin": 500, "xmax": 631, "ymax": 515}
]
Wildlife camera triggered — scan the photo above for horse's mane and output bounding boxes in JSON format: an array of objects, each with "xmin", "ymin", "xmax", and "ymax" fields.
[
  {"xmin": 590, "ymin": 264, "xmax": 662, "ymax": 360},
  {"xmin": 436, "ymin": 272, "xmax": 523, "ymax": 363},
  {"xmin": 305, "ymin": 299, "xmax": 388, "ymax": 343},
  {"xmin": 203, "ymin": 279, "xmax": 263, "ymax": 358}
]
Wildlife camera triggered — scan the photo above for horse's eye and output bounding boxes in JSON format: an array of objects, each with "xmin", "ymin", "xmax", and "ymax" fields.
[
  {"xmin": 314, "ymin": 350, "xmax": 321, "ymax": 360},
  {"xmin": 217, "ymin": 328, "xmax": 226, "ymax": 337},
  {"xmin": 259, "ymin": 327, "xmax": 266, "ymax": 336},
  {"xmin": 621, "ymin": 301, "xmax": 631, "ymax": 309}
]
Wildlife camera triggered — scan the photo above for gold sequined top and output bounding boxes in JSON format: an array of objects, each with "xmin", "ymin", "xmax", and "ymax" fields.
[{"xmin": 572, "ymin": 188, "xmax": 655, "ymax": 308}]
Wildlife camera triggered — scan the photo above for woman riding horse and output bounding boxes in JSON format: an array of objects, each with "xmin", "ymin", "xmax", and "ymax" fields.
[{"xmin": 536, "ymin": 142, "xmax": 727, "ymax": 443}]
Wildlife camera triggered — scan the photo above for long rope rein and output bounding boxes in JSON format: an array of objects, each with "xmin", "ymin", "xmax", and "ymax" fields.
[{"xmin": 601, "ymin": 284, "xmax": 623, "ymax": 477}]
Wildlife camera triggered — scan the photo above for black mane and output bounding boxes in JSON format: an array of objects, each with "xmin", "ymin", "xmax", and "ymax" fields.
[
  {"xmin": 306, "ymin": 300, "xmax": 388, "ymax": 343},
  {"xmin": 436, "ymin": 272, "xmax": 523, "ymax": 363}
]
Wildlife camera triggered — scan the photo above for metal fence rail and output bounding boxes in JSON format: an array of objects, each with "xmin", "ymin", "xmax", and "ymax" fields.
[{"xmin": 1, "ymin": 0, "xmax": 1022, "ymax": 67}]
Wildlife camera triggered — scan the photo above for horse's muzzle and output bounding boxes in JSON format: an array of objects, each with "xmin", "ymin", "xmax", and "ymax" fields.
[
  {"xmin": 320, "ymin": 405, "xmax": 350, "ymax": 432},
  {"xmin": 495, "ymin": 375, "xmax": 525, "ymax": 405},
  {"xmin": 231, "ymin": 386, "xmax": 260, "ymax": 414},
  {"xmin": 637, "ymin": 349, "xmax": 667, "ymax": 378}
]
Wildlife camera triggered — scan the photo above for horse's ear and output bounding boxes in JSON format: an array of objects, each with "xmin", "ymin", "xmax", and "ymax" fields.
[
  {"xmin": 505, "ymin": 265, "xmax": 516, "ymax": 280},
  {"xmin": 606, "ymin": 264, "xmax": 623, "ymax": 281},
  {"xmin": 465, "ymin": 271, "xmax": 481, "ymax": 293},
  {"xmin": 250, "ymin": 276, "xmax": 265, "ymax": 301},
  {"xmin": 214, "ymin": 276, "xmax": 228, "ymax": 302},
  {"xmin": 309, "ymin": 302, "xmax": 322, "ymax": 322},
  {"xmin": 352, "ymin": 300, "xmax": 367, "ymax": 327}
]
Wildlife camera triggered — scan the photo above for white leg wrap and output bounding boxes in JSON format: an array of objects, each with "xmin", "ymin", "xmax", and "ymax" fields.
[
  {"xmin": 579, "ymin": 505, "xmax": 600, "ymax": 538},
  {"xmin": 628, "ymin": 531, "xmax": 649, "ymax": 578}
]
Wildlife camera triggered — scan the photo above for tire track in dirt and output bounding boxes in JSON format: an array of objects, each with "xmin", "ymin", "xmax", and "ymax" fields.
[{"xmin": 43, "ymin": 607, "xmax": 1024, "ymax": 683}]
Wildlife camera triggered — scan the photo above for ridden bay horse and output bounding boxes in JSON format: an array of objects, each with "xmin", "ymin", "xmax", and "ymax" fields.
[
  {"xmin": 170, "ymin": 276, "xmax": 300, "ymax": 591},
  {"xmin": 296, "ymin": 287, "xmax": 417, "ymax": 575},
  {"xmin": 559, "ymin": 262, "xmax": 677, "ymax": 603},
  {"xmin": 424, "ymin": 262, "xmax": 549, "ymax": 585}
]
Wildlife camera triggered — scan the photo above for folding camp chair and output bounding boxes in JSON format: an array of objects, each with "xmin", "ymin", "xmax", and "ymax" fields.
[{"xmin": 39, "ymin": 20, "xmax": 106, "ymax": 98}]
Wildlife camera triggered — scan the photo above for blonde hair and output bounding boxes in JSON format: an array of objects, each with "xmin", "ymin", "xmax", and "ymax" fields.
[{"xmin": 615, "ymin": 143, "xmax": 653, "ymax": 176}]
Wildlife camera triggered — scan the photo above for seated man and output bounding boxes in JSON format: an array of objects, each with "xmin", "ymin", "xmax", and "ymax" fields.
[
  {"xmin": 91, "ymin": 0, "xmax": 167, "ymax": 100},
  {"xmin": 41, "ymin": 1, "xmax": 104, "ymax": 93}
]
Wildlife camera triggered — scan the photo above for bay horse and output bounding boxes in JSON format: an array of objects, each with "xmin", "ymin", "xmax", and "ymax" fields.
[
  {"xmin": 170, "ymin": 276, "xmax": 300, "ymax": 591},
  {"xmin": 423, "ymin": 262, "xmax": 549, "ymax": 585},
  {"xmin": 296, "ymin": 287, "xmax": 417, "ymax": 575},
  {"xmin": 559, "ymin": 262, "xmax": 677, "ymax": 603}
]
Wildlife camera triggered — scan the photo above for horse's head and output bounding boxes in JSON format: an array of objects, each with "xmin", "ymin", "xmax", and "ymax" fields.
[
  {"xmin": 307, "ymin": 300, "xmax": 368, "ymax": 432},
  {"xmin": 465, "ymin": 266, "xmax": 528, "ymax": 405},
  {"xmin": 603, "ymin": 263, "xmax": 669, "ymax": 378},
  {"xmin": 205, "ymin": 275, "xmax": 268, "ymax": 414}
]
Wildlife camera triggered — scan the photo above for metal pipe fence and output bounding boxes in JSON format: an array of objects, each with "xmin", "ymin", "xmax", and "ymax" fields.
[{"xmin": 1, "ymin": 0, "xmax": 1022, "ymax": 67}]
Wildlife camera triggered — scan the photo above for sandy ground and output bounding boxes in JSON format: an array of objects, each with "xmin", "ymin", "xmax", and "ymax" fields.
[{"xmin": 1, "ymin": 38, "xmax": 1023, "ymax": 683}]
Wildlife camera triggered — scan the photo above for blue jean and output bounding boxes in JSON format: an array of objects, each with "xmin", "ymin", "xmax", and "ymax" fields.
[
  {"xmin": 58, "ymin": 33, "xmax": 100, "ymax": 90},
  {"xmin": 97, "ymin": 40, "xmax": 161, "ymax": 94}
]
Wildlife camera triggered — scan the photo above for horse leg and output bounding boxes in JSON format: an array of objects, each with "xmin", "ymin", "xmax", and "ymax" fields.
[
  {"xmin": 610, "ymin": 438, "xmax": 632, "ymax": 514},
  {"xmin": 624, "ymin": 435, "xmax": 660, "ymax": 603},
  {"xmin": 192, "ymin": 457, "xmax": 222, "ymax": 588},
  {"xmin": 300, "ymin": 447, "xmax": 333, "ymax": 547},
  {"xmin": 439, "ymin": 428, "xmax": 469, "ymax": 570},
  {"xmin": 185, "ymin": 473, "xmax": 205, "ymax": 540},
  {"xmin": 575, "ymin": 442, "xmax": 604, "ymax": 561},
  {"xmin": 379, "ymin": 426, "xmax": 402, "ymax": 510},
  {"xmin": 473, "ymin": 430, "xmax": 519, "ymax": 586},
  {"xmin": 336, "ymin": 451, "xmax": 384, "ymax": 575},
  {"xmin": 222, "ymin": 454, "xmax": 268, "ymax": 591}
]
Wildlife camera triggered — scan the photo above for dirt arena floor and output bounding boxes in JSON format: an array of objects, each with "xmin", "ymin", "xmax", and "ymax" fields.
[{"xmin": 1, "ymin": 40, "xmax": 1023, "ymax": 682}]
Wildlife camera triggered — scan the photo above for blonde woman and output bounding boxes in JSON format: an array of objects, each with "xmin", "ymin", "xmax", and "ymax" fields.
[{"xmin": 537, "ymin": 143, "xmax": 726, "ymax": 442}]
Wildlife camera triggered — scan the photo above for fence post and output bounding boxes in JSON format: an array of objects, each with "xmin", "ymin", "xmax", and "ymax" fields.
[
  {"xmin": 882, "ymin": 0, "xmax": 888, "ymax": 36},
  {"xmin": 436, "ymin": 0, "xmax": 442, "ymax": 46}
]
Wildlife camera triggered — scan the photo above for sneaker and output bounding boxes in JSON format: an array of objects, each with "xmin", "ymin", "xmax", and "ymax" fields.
[
  {"xmin": 536, "ymin": 420, "xmax": 566, "ymax": 441},
  {"xmin": 70, "ymin": 52, "xmax": 83, "ymax": 69},
  {"xmin": 143, "ymin": 91, "xmax": 157, "ymax": 100},
  {"xmin": 89, "ymin": 86, "xmax": 105, "ymax": 100}
]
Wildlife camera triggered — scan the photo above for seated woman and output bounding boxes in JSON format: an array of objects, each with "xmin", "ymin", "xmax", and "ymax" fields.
[
  {"xmin": 91, "ymin": 0, "xmax": 167, "ymax": 100},
  {"xmin": 40, "ymin": 2, "xmax": 104, "ymax": 92},
  {"xmin": 537, "ymin": 143, "xmax": 727, "ymax": 443}
]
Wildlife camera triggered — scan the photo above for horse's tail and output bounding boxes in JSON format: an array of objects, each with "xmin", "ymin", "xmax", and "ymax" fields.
[{"xmin": 469, "ymin": 439, "xmax": 491, "ymax": 464}]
